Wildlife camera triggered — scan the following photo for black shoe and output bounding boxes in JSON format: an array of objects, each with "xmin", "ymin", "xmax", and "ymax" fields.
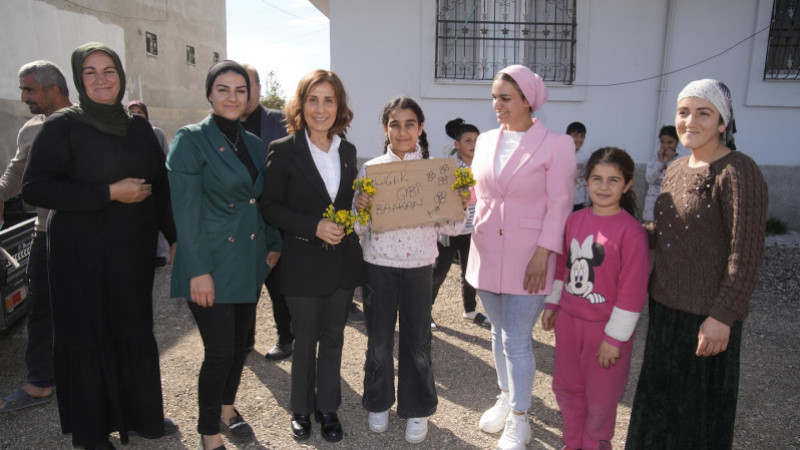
[
  {"xmin": 291, "ymin": 413, "xmax": 312, "ymax": 440},
  {"xmin": 198, "ymin": 435, "xmax": 226, "ymax": 450},
  {"xmin": 163, "ymin": 418, "xmax": 178, "ymax": 435},
  {"xmin": 154, "ymin": 257, "xmax": 167, "ymax": 268},
  {"xmin": 265, "ymin": 341, "xmax": 292, "ymax": 360},
  {"xmin": 220, "ymin": 409, "xmax": 254, "ymax": 442},
  {"xmin": 127, "ymin": 418, "xmax": 178, "ymax": 438},
  {"xmin": 315, "ymin": 410, "xmax": 343, "ymax": 443},
  {"xmin": 348, "ymin": 303, "xmax": 365, "ymax": 324}
]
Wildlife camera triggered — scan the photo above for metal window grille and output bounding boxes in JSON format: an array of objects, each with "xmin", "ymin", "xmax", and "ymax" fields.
[
  {"xmin": 186, "ymin": 45, "xmax": 196, "ymax": 65},
  {"xmin": 436, "ymin": 0, "xmax": 576, "ymax": 83},
  {"xmin": 213, "ymin": 52, "xmax": 220, "ymax": 63},
  {"xmin": 145, "ymin": 32, "xmax": 158, "ymax": 56},
  {"xmin": 764, "ymin": 0, "xmax": 799, "ymax": 80}
]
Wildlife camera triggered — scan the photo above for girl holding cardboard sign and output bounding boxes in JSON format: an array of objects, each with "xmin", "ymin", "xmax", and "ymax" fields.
[{"xmin": 353, "ymin": 96, "xmax": 468, "ymax": 444}]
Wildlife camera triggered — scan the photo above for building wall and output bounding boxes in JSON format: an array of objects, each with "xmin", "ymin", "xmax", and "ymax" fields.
[
  {"xmin": 323, "ymin": 0, "xmax": 800, "ymax": 228},
  {"xmin": 0, "ymin": 0, "xmax": 224, "ymax": 157}
]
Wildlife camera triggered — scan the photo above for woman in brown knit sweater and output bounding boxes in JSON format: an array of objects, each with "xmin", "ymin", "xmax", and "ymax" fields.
[{"xmin": 626, "ymin": 79, "xmax": 767, "ymax": 449}]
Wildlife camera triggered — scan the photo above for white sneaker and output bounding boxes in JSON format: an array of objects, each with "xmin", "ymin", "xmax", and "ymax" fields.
[
  {"xmin": 404, "ymin": 417, "xmax": 428, "ymax": 444},
  {"xmin": 479, "ymin": 392, "xmax": 511, "ymax": 433},
  {"xmin": 496, "ymin": 413, "xmax": 531, "ymax": 450},
  {"xmin": 368, "ymin": 409, "xmax": 389, "ymax": 433}
]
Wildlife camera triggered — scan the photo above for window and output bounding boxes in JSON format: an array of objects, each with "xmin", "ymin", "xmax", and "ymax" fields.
[
  {"xmin": 435, "ymin": 0, "xmax": 576, "ymax": 83},
  {"xmin": 764, "ymin": 0, "xmax": 799, "ymax": 80},
  {"xmin": 146, "ymin": 32, "xmax": 158, "ymax": 56},
  {"xmin": 186, "ymin": 45, "xmax": 196, "ymax": 65},
  {"xmin": 213, "ymin": 52, "xmax": 220, "ymax": 63}
]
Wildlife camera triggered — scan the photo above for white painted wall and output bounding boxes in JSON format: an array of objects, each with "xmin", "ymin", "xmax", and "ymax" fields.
[
  {"xmin": 0, "ymin": 1, "xmax": 126, "ymax": 105},
  {"xmin": 328, "ymin": 0, "xmax": 800, "ymax": 166}
]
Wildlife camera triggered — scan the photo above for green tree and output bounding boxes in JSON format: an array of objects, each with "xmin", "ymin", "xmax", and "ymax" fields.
[{"xmin": 260, "ymin": 70, "xmax": 286, "ymax": 110}]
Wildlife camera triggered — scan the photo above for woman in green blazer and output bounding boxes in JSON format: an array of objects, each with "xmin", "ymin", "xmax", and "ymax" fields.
[{"xmin": 168, "ymin": 61, "xmax": 282, "ymax": 450}]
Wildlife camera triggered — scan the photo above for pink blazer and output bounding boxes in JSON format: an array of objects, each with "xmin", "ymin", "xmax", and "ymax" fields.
[{"xmin": 465, "ymin": 120, "xmax": 576, "ymax": 295}]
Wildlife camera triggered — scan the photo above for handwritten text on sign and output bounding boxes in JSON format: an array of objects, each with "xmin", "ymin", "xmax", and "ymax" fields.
[{"xmin": 365, "ymin": 158, "xmax": 464, "ymax": 232}]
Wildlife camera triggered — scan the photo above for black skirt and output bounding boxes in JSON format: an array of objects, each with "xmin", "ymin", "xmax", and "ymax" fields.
[{"xmin": 625, "ymin": 297, "xmax": 742, "ymax": 450}]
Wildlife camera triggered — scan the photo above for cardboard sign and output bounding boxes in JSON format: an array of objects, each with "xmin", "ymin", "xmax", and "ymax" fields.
[{"xmin": 365, "ymin": 158, "xmax": 464, "ymax": 232}]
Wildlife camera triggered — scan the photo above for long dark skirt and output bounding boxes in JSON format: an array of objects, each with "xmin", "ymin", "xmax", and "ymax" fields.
[{"xmin": 625, "ymin": 298, "xmax": 743, "ymax": 450}]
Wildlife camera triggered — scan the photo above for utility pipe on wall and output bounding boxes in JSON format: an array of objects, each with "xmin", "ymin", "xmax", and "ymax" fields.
[{"xmin": 653, "ymin": 0, "xmax": 677, "ymax": 152}]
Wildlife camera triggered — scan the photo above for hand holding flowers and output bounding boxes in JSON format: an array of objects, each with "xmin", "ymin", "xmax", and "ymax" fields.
[
  {"xmin": 323, "ymin": 204, "xmax": 355, "ymax": 235},
  {"xmin": 319, "ymin": 204, "xmax": 354, "ymax": 249},
  {"xmin": 352, "ymin": 177, "xmax": 375, "ymax": 225}
]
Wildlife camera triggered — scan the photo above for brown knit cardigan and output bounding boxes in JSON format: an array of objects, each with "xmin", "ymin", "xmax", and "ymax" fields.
[{"xmin": 648, "ymin": 151, "xmax": 768, "ymax": 326}]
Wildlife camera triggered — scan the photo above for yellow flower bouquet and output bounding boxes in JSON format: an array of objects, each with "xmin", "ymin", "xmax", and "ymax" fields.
[
  {"xmin": 451, "ymin": 167, "xmax": 476, "ymax": 197},
  {"xmin": 323, "ymin": 204, "xmax": 355, "ymax": 235},
  {"xmin": 352, "ymin": 177, "xmax": 375, "ymax": 226}
]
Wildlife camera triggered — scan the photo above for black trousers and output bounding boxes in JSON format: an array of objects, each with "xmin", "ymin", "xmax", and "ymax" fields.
[
  {"xmin": 247, "ymin": 262, "xmax": 293, "ymax": 348},
  {"xmin": 286, "ymin": 288, "xmax": 352, "ymax": 414},
  {"xmin": 431, "ymin": 234, "xmax": 477, "ymax": 313},
  {"xmin": 189, "ymin": 302, "xmax": 257, "ymax": 435},
  {"xmin": 266, "ymin": 262, "xmax": 294, "ymax": 344},
  {"xmin": 362, "ymin": 263, "xmax": 437, "ymax": 419},
  {"xmin": 25, "ymin": 232, "xmax": 54, "ymax": 386}
]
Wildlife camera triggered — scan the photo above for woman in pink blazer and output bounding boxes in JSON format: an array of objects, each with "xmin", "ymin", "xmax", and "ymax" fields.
[{"xmin": 465, "ymin": 65, "xmax": 575, "ymax": 450}]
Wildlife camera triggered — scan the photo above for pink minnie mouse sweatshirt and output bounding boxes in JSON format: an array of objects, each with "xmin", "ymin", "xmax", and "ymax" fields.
[{"xmin": 546, "ymin": 207, "xmax": 649, "ymax": 347}]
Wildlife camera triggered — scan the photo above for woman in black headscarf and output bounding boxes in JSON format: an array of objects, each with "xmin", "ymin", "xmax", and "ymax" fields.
[
  {"xmin": 22, "ymin": 42, "xmax": 176, "ymax": 449},
  {"xmin": 168, "ymin": 60, "xmax": 282, "ymax": 450}
]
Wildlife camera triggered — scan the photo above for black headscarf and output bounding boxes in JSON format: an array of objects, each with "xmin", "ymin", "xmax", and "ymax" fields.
[
  {"xmin": 205, "ymin": 60, "xmax": 250, "ymax": 102},
  {"xmin": 60, "ymin": 42, "xmax": 133, "ymax": 137}
]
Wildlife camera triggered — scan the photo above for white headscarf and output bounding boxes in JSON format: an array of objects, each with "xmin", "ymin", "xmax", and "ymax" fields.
[{"xmin": 677, "ymin": 79, "xmax": 737, "ymax": 150}]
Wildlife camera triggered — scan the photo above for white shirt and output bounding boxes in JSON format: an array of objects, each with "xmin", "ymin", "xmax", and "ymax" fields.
[
  {"xmin": 495, "ymin": 130, "xmax": 525, "ymax": 178},
  {"xmin": 305, "ymin": 131, "xmax": 342, "ymax": 202}
]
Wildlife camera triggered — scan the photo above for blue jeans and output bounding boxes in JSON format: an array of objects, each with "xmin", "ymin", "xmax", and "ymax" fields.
[
  {"xmin": 478, "ymin": 290, "xmax": 545, "ymax": 413},
  {"xmin": 362, "ymin": 263, "xmax": 437, "ymax": 419}
]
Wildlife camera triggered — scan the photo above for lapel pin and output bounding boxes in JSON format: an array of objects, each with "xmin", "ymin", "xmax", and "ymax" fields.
[{"xmin": 219, "ymin": 147, "xmax": 225, "ymax": 152}]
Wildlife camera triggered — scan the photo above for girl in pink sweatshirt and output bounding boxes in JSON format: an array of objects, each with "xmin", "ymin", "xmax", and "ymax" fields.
[{"xmin": 541, "ymin": 147, "xmax": 649, "ymax": 450}]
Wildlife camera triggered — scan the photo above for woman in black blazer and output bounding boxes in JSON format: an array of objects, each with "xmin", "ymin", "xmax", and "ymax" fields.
[{"xmin": 260, "ymin": 69, "xmax": 365, "ymax": 443}]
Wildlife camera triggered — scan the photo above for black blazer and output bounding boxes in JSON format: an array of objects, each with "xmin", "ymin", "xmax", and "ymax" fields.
[{"xmin": 260, "ymin": 133, "xmax": 365, "ymax": 297}]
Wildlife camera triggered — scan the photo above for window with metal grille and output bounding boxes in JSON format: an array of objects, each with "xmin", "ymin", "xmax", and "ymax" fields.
[
  {"xmin": 764, "ymin": 0, "xmax": 799, "ymax": 80},
  {"xmin": 186, "ymin": 45, "xmax": 196, "ymax": 65},
  {"xmin": 146, "ymin": 32, "xmax": 158, "ymax": 56},
  {"xmin": 436, "ymin": 0, "xmax": 576, "ymax": 83},
  {"xmin": 213, "ymin": 52, "xmax": 220, "ymax": 64}
]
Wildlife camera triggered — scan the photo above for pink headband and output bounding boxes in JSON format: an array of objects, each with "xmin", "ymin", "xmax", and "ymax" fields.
[{"xmin": 498, "ymin": 65, "xmax": 549, "ymax": 112}]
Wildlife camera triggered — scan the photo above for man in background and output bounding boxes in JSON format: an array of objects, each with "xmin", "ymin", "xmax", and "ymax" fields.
[
  {"xmin": 240, "ymin": 64, "xmax": 294, "ymax": 359},
  {"xmin": 0, "ymin": 61, "xmax": 71, "ymax": 413}
]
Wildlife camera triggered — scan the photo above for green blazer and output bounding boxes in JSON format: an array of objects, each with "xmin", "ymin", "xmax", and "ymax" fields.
[{"xmin": 167, "ymin": 115, "xmax": 281, "ymax": 303}]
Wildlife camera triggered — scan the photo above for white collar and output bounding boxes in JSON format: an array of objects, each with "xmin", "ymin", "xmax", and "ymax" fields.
[{"xmin": 305, "ymin": 130, "xmax": 342, "ymax": 155}]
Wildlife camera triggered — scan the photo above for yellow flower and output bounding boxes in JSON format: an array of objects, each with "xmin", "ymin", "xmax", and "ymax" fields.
[
  {"xmin": 353, "ymin": 177, "xmax": 376, "ymax": 197},
  {"xmin": 322, "ymin": 204, "xmax": 355, "ymax": 236},
  {"xmin": 451, "ymin": 167, "xmax": 476, "ymax": 197},
  {"xmin": 352, "ymin": 177, "xmax": 375, "ymax": 224}
]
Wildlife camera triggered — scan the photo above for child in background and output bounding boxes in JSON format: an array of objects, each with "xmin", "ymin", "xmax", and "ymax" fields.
[
  {"xmin": 430, "ymin": 118, "xmax": 489, "ymax": 329},
  {"xmin": 643, "ymin": 125, "xmax": 679, "ymax": 222},
  {"xmin": 567, "ymin": 122, "xmax": 589, "ymax": 211},
  {"xmin": 541, "ymin": 147, "xmax": 649, "ymax": 450},
  {"xmin": 354, "ymin": 96, "xmax": 468, "ymax": 444}
]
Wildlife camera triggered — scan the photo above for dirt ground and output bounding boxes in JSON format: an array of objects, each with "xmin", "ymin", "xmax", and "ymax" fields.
[{"xmin": 1, "ymin": 245, "xmax": 799, "ymax": 449}]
